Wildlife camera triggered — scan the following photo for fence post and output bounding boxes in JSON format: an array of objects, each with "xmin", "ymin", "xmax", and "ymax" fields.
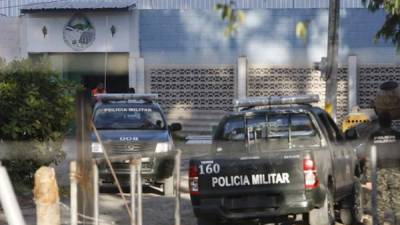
[
  {"xmin": 371, "ymin": 145, "xmax": 378, "ymax": 225},
  {"xmin": 34, "ymin": 167, "xmax": 60, "ymax": 225},
  {"xmin": 130, "ymin": 158, "xmax": 138, "ymax": 225},
  {"xmin": 70, "ymin": 161, "xmax": 78, "ymax": 225},
  {"xmin": 75, "ymin": 92, "xmax": 94, "ymax": 224},
  {"xmin": 0, "ymin": 163, "xmax": 26, "ymax": 225},
  {"xmin": 174, "ymin": 150, "xmax": 182, "ymax": 225},
  {"xmin": 237, "ymin": 56, "xmax": 247, "ymax": 98},
  {"xmin": 93, "ymin": 161, "xmax": 99, "ymax": 225},
  {"xmin": 137, "ymin": 158, "xmax": 143, "ymax": 225}
]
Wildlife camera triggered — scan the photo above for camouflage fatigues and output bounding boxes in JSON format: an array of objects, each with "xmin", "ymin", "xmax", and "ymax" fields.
[
  {"xmin": 366, "ymin": 125, "xmax": 400, "ymax": 225},
  {"xmin": 376, "ymin": 168, "xmax": 400, "ymax": 225}
]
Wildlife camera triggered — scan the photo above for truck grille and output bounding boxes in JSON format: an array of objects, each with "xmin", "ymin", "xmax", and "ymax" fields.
[{"xmin": 104, "ymin": 141, "xmax": 156, "ymax": 155}]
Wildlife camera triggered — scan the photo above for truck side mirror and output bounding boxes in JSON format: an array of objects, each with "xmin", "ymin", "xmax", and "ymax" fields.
[
  {"xmin": 169, "ymin": 123, "xmax": 182, "ymax": 132},
  {"xmin": 345, "ymin": 129, "xmax": 359, "ymax": 140}
]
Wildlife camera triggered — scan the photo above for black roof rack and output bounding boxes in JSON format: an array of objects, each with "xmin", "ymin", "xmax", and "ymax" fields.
[
  {"xmin": 96, "ymin": 93, "xmax": 158, "ymax": 104},
  {"xmin": 233, "ymin": 95, "xmax": 320, "ymax": 111}
]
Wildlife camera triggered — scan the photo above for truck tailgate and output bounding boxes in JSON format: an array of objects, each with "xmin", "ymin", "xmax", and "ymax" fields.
[{"xmin": 191, "ymin": 151, "xmax": 306, "ymax": 197}]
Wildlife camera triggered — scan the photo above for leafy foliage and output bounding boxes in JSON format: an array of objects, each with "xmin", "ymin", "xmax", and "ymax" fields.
[
  {"xmin": 215, "ymin": 2, "xmax": 245, "ymax": 36},
  {"xmin": 0, "ymin": 57, "xmax": 79, "ymax": 186},
  {"xmin": 363, "ymin": 0, "xmax": 400, "ymax": 50},
  {"xmin": 296, "ymin": 20, "xmax": 310, "ymax": 43}
]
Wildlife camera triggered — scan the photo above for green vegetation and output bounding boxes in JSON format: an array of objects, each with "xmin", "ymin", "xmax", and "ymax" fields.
[
  {"xmin": 0, "ymin": 57, "xmax": 79, "ymax": 187},
  {"xmin": 363, "ymin": 0, "xmax": 400, "ymax": 50},
  {"xmin": 215, "ymin": 2, "xmax": 245, "ymax": 36}
]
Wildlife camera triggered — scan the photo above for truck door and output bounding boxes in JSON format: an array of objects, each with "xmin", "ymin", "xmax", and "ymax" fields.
[
  {"xmin": 317, "ymin": 112, "xmax": 352, "ymax": 197},
  {"xmin": 325, "ymin": 114, "xmax": 354, "ymax": 194}
]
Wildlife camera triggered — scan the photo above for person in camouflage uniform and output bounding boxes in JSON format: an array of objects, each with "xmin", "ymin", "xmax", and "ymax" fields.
[{"xmin": 368, "ymin": 112, "xmax": 400, "ymax": 225}]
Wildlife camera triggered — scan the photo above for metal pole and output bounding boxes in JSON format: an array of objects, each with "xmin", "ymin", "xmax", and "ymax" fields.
[
  {"xmin": 70, "ymin": 161, "xmax": 78, "ymax": 225},
  {"xmin": 130, "ymin": 159, "xmax": 137, "ymax": 225},
  {"xmin": 174, "ymin": 150, "xmax": 182, "ymax": 225},
  {"xmin": 371, "ymin": 145, "xmax": 378, "ymax": 225},
  {"xmin": 325, "ymin": 0, "xmax": 340, "ymax": 121},
  {"xmin": 104, "ymin": 16, "xmax": 109, "ymax": 91},
  {"xmin": 93, "ymin": 162, "xmax": 99, "ymax": 225},
  {"xmin": 0, "ymin": 164, "xmax": 26, "ymax": 225},
  {"xmin": 137, "ymin": 159, "xmax": 143, "ymax": 225}
]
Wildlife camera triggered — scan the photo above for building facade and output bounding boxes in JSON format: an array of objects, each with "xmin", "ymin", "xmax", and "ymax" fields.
[{"xmin": 1, "ymin": 0, "xmax": 399, "ymax": 133}]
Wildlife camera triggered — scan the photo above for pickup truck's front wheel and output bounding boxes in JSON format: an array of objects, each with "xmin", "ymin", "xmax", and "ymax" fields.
[{"xmin": 309, "ymin": 190, "xmax": 335, "ymax": 225}]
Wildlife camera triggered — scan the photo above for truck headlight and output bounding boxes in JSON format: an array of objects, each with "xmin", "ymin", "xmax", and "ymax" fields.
[
  {"xmin": 155, "ymin": 142, "xmax": 170, "ymax": 153},
  {"xmin": 91, "ymin": 142, "xmax": 103, "ymax": 153}
]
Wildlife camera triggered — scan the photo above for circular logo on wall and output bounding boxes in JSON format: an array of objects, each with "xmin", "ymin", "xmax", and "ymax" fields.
[{"xmin": 63, "ymin": 14, "xmax": 95, "ymax": 51}]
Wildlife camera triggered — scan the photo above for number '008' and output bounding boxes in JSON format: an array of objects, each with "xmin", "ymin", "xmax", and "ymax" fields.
[{"xmin": 199, "ymin": 163, "xmax": 220, "ymax": 175}]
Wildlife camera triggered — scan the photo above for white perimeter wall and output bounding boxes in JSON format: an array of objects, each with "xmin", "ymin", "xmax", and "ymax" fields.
[
  {"xmin": 0, "ymin": 17, "xmax": 22, "ymax": 61},
  {"xmin": 25, "ymin": 11, "xmax": 131, "ymax": 53}
]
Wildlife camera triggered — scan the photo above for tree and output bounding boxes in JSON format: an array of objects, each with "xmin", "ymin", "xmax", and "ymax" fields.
[
  {"xmin": 0, "ymin": 57, "xmax": 79, "ymax": 187},
  {"xmin": 215, "ymin": 2, "xmax": 245, "ymax": 36},
  {"xmin": 363, "ymin": 0, "xmax": 400, "ymax": 50}
]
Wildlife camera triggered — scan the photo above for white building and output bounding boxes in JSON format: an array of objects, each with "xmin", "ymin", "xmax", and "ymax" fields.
[{"xmin": 0, "ymin": 0, "xmax": 399, "ymax": 133}]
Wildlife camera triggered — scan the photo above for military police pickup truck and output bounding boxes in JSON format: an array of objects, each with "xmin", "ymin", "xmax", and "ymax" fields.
[
  {"xmin": 91, "ymin": 94, "xmax": 181, "ymax": 196},
  {"xmin": 189, "ymin": 95, "xmax": 363, "ymax": 225}
]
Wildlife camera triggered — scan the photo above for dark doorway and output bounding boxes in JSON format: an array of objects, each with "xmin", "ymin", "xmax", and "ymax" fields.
[
  {"xmin": 29, "ymin": 53, "xmax": 130, "ymax": 94},
  {"xmin": 83, "ymin": 75, "xmax": 129, "ymax": 93}
]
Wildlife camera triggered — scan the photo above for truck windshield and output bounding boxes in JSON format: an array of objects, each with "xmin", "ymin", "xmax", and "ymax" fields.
[
  {"xmin": 93, "ymin": 107, "xmax": 166, "ymax": 130},
  {"xmin": 215, "ymin": 112, "xmax": 321, "ymax": 151}
]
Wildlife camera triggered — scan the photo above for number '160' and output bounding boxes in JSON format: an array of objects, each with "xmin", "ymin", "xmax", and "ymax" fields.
[{"xmin": 199, "ymin": 163, "xmax": 221, "ymax": 175}]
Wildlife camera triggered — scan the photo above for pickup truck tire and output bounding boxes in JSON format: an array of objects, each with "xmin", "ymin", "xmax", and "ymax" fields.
[
  {"xmin": 309, "ymin": 190, "xmax": 335, "ymax": 225},
  {"xmin": 339, "ymin": 177, "xmax": 364, "ymax": 225},
  {"xmin": 163, "ymin": 176, "xmax": 174, "ymax": 196}
]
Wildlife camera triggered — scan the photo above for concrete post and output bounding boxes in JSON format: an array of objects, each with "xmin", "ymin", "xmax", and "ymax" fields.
[
  {"xmin": 371, "ymin": 145, "xmax": 378, "ymax": 225},
  {"xmin": 128, "ymin": 57, "xmax": 145, "ymax": 93},
  {"xmin": 128, "ymin": 9, "xmax": 142, "ymax": 92},
  {"xmin": 93, "ymin": 162, "xmax": 99, "ymax": 225},
  {"xmin": 237, "ymin": 56, "xmax": 248, "ymax": 99},
  {"xmin": 348, "ymin": 56, "xmax": 358, "ymax": 112},
  {"xmin": 19, "ymin": 16, "xmax": 29, "ymax": 59},
  {"xmin": 70, "ymin": 161, "xmax": 78, "ymax": 225},
  {"xmin": 129, "ymin": 56, "xmax": 137, "ymax": 89},
  {"xmin": 136, "ymin": 58, "xmax": 145, "ymax": 94},
  {"xmin": 174, "ymin": 150, "xmax": 182, "ymax": 225},
  {"xmin": 137, "ymin": 159, "xmax": 143, "ymax": 225},
  {"xmin": 34, "ymin": 167, "xmax": 61, "ymax": 225},
  {"xmin": 130, "ymin": 161, "xmax": 137, "ymax": 225}
]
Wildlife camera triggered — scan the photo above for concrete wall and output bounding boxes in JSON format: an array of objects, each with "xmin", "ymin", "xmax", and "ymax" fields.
[
  {"xmin": 3, "ymin": 8, "xmax": 399, "ymax": 66},
  {"xmin": 140, "ymin": 8, "xmax": 400, "ymax": 66},
  {"xmin": 0, "ymin": 17, "xmax": 21, "ymax": 61},
  {"xmin": 25, "ymin": 11, "xmax": 131, "ymax": 53}
]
